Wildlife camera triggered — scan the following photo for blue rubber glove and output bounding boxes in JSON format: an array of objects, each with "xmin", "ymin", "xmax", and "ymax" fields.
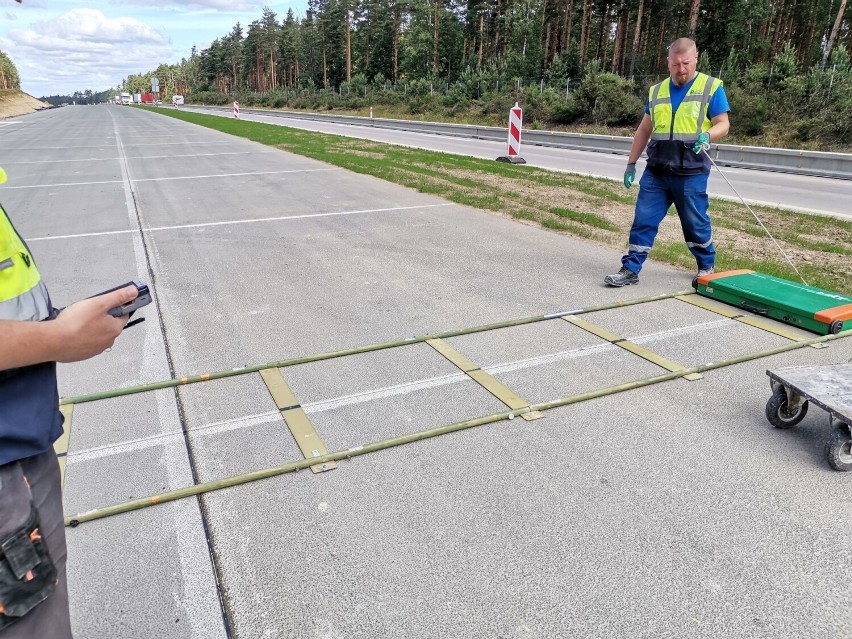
[
  {"xmin": 623, "ymin": 163, "xmax": 636, "ymax": 189},
  {"xmin": 692, "ymin": 132, "xmax": 710, "ymax": 154}
]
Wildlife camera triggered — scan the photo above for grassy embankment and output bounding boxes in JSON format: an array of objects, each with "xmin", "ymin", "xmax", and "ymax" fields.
[{"xmin": 153, "ymin": 107, "xmax": 852, "ymax": 295}]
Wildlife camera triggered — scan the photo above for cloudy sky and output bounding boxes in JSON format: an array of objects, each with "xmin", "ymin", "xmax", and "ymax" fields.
[{"xmin": 0, "ymin": 0, "xmax": 306, "ymax": 98}]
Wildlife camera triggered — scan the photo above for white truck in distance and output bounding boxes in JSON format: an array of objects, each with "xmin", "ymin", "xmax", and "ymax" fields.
[
  {"xmin": 119, "ymin": 92, "xmax": 132, "ymax": 105},
  {"xmin": 172, "ymin": 95, "xmax": 184, "ymax": 106}
]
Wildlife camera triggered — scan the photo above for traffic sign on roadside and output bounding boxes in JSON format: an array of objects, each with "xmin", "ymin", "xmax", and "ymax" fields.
[{"xmin": 496, "ymin": 102, "xmax": 526, "ymax": 164}]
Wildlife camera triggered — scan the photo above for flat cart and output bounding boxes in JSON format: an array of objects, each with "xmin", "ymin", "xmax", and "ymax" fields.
[{"xmin": 766, "ymin": 363, "xmax": 852, "ymax": 471}]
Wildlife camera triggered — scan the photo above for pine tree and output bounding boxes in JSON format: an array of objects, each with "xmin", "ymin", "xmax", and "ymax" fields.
[{"xmin": 0, "ymin": 51, "xmax": 20, "ymax": 90}]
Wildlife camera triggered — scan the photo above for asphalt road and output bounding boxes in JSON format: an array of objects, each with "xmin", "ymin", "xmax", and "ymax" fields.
[
  {"xmin": 0, "ymin": 105, "xmax": 850, "ymax": 639},
  {"xmin": 182, "ymin": 105, "xmax": 852, "ymax": 221}
]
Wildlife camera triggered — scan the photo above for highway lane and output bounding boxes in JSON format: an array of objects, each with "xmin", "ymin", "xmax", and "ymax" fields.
[{"xmin": 185, "ymin": 105, "xmax": 852, "ymax": 221}]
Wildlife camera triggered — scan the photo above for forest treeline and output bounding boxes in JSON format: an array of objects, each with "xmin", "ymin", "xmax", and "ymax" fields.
[
  {"xmin": 142, "ymin": 0, "xmax": 850, "ymax": 92},
  {"xmin": 117, "ymin": 1, "xmax": 851, "ymax": 149},
  {"xmin": 13, "ymin": 0, "xmax": 852, "ymax": 148}
]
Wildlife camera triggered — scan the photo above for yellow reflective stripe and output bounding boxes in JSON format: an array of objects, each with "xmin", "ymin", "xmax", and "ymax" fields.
[{"xmin": 0, "ymin": 204, "xmax": 13, "ymax": 255}]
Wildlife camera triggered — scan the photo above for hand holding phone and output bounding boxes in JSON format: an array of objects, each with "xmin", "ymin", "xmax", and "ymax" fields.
[{"xmin": 52, "ymin": 282, "xmax": 149, "ymax": 362}]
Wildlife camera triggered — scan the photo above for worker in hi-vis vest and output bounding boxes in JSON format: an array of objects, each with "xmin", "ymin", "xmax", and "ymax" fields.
[
  {"xmin": 0, "ymin": 166, "xmax": 138, "ymax": 637},
  {"xmin": 605, "ymin": 37, "xmax": 730, "ymax": 287}
]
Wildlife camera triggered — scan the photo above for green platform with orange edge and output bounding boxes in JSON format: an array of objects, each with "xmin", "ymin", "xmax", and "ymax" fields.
[{"xmin": 695, "ymin": 270, "xmax": 852, "ymax": 335}]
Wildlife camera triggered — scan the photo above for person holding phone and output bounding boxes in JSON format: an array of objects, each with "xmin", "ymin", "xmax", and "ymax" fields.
[{"xmin": 0, "ymin": 173, "xmax": 138, "ymax": 637}]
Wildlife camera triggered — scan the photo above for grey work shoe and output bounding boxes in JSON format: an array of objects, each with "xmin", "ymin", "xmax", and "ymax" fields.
[
  {"xmin": 692, "ymin": 266, "xmax": 715, "ymax": 289},
  {"xmin": 604, "ymin": 267, "xmax": 639, "ymax": 287}
]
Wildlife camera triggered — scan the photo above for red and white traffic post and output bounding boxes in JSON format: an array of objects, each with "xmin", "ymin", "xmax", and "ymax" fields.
[
  {"xmin": 507, "ymin": 103, "xmax": 522, "ymax": 156},
  {"xmin": 496, "ymin": 102, "xmax": 526, "ymax": 164},
  {"xmin": 233, "ymin": 101, "xmax": 240, "ymax": 119}
]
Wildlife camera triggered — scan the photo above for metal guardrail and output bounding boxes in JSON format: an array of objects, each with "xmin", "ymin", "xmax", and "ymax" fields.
[{"xmin": 184, "ymin": 105, "xmax": 852, "ymax": 180}]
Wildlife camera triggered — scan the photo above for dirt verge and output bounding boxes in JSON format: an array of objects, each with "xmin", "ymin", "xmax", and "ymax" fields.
[{"xmin": 0, "ymin": 89, "xmax": 50, "ymax": 118}]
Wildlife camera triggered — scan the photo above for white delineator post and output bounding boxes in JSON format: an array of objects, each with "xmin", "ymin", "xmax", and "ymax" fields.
[
  {"xmin": 496, "ymin": 102, "xmax": 526, "ymax": 163},
  {"xmin": 233, "ymin": 101, "xmax": 240, "ymax": 119}
]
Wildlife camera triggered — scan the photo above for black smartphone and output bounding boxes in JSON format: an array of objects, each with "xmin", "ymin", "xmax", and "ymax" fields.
[{"xmin": 90, "ymin": 280, "xmax": 152, "ymax": 317}]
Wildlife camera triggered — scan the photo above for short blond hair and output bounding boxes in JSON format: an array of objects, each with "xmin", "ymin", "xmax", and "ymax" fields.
[{"xmin": 668, "ymin": 38, "xmax": 697, "ymax": 57}]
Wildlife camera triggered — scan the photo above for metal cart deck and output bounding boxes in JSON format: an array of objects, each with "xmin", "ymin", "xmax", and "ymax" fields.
[{"xmin": 766, "ymin": 363, "xmax": 852, "ymax": 471}]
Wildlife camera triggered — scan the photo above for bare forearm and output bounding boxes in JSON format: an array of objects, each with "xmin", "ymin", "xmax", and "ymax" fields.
[
  {"xmin": 0, "ymin": 285, "xmax": 137, "ymax": 371},
  {"xmin": 707, "ymin": 122, "xmax": 729, "ymax": 142},
  {"xmin": 0, "ymin": 320, "xmax": 65, "ymax": 369},
  {"xmin": 707, "ymin": 113, "xmax": 730, "ymax": 142},
  {"xmin": 628, "ymin": 116, "xmax": 653, "ymax": 164}
]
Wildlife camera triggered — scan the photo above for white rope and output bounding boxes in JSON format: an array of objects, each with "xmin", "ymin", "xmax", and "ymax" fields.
[{"xmin": 703, "ymin": 148, "xmax": 808, "ymax": 286}]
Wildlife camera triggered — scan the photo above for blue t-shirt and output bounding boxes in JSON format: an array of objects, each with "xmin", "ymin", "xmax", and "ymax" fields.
[{"xmin": 645, "ymin": 75, "xmax": 730, "ymax": 119}]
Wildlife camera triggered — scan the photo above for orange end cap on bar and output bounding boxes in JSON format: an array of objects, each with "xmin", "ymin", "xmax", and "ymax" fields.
[
  {"xmin": 814, "ymin": 303, "xmax": 852, "ymax": 324},
  {"xmin": 697, "ymin": 269, "xmax": 754, "ymax": 287}
]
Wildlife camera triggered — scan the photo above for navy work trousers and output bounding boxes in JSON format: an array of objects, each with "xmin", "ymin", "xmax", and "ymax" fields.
[
  {"xmin": 0, "ymin": 450, "xmax": 72, "ymax": 638},
  {"xmin": 621, "ymin": 170, "xmax": 715, "ymax": 274}
]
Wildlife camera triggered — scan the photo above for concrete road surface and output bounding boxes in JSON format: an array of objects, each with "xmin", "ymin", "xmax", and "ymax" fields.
[{"xmin": 0, "ymin": 105, "xmax": 850, "ymax": 639}]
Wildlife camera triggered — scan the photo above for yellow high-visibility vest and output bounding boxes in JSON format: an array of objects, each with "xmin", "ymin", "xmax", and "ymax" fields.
[
  {"xmin": 648, "ymin": 72, "xmax": 723, "ymax": 141},
  {"xmin": 0, "ymin": 202, "xmax": 51, "ymax": 321}
]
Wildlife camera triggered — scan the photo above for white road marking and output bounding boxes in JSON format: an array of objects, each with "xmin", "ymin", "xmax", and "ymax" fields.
[
  {"xmin": 12, "ymin": 141, "xmax": 240, "ymax": 149},
  {"xmin": 1, "ymin": 168, "xmax": 338, "ymax": 189},
  {"xmin": 109, "ymin": 110, "xmax": 220, "ymax": 632},
  {"xmin": 1, "ymin": 152, "xmax": 253, "ymax": 164},
  {"xmin": 132, "ymin": 168, "xmax": 338, "ymax": 182},
  {"xmin": 25, "ymin": 203, "xmax": 454, "ymax": 242},
  {"xmin": 110, "ymin": 107, "xmax": 166, "ymax": 420}
]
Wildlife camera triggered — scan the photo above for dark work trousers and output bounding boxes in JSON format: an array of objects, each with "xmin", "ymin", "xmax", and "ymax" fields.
[
  {"xmin": 621, "ymin": 170, "xmax": 715, "ymax": 274},
  {"xmin": 0, "ymin": 450, "xmax": 72, "ymax": 638}
]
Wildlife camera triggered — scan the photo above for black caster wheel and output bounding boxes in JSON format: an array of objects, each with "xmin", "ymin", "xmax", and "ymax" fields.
[
  {"xmin": 829, "ymin": 320, "xmax": 844, "ymax": 335},
  {"xmin": 691, "ymin": 276, "xmax": 698, "ymax": 290},
  {"xmin": 825, "ymin": 424, "xmax": 852, "ymax": 471},
  {"xmin": 765, "ymin": 386, "xmax": 808, "ymax": 429}
]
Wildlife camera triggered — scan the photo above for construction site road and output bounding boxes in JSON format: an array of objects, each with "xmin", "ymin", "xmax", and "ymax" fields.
[{"xmin": 0, "ymin": 105, "xmax": 850, "ymax": 639}]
